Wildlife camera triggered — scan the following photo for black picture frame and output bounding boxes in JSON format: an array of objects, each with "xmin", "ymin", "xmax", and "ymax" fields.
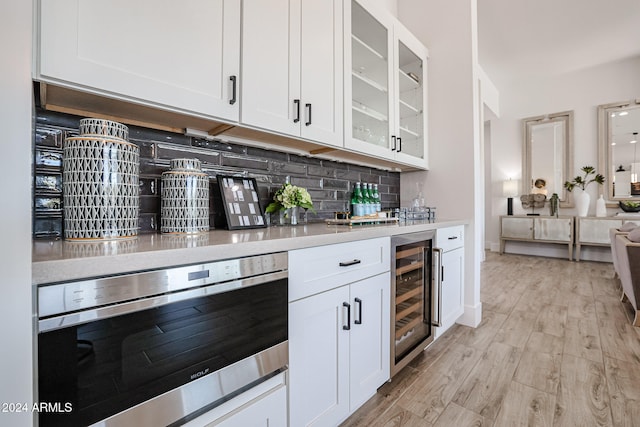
[{"xmin": 215, "ymin": 175, "xmax": 267, "ymax": 230}]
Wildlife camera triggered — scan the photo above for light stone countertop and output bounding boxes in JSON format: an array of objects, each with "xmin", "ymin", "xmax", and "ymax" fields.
[{"xmin": 32, "ymin": 219, "xmax": 468, "ymax": 285}]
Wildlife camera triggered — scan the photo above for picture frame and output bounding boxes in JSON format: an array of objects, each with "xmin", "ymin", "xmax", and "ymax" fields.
[{"xmin": 215, "ymin": 175, "xmax": 267, "ymax": 230}]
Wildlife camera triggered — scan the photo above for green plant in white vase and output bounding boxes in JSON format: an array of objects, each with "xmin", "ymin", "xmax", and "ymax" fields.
[
  {"xmin": 564, "ymin": 166, "xmax": 605, "ymax": 217},
  {"xmin": 266, "ymin": 182, "xmax": 315, "ymax": 224}
]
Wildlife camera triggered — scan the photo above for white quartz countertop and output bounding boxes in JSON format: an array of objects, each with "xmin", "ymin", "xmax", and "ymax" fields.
[{"xmin": 32, "ymin": 219, "xmax": 468, "ymax": 284}]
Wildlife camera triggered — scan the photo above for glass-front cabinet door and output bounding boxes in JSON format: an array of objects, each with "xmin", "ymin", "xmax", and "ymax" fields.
[
  {"xmin": 345, "ymin": 0, "xmax": 394, "ymax": 159},
  {"xmin": 393, "ymin": 24, "xmax": 428, "ymax": 168},
  {"xmin": 345, "ymin": 0, "xmax": 428, "ymax": 169}
]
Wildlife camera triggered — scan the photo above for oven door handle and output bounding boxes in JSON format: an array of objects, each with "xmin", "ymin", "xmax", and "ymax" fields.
[
  {"xmin": 38, "ymin": 270, "xmax": 289, "ymax": 333},
  {"xmin": 431, "ymin": 247, "xmax": 443, "ymax": 327}
]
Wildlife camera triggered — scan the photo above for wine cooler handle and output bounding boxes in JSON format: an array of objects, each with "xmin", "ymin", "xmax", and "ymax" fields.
[
  {"xmin": 343, "ymin": 302, "xmax": 351, "ymax": 330},
  {"xmin": 354, "ymin": 297, "xmax": 362, "ymax": 325},
  {"xmin": 431, "ymin": 247, "xmax": 443, "ymax": 327}
]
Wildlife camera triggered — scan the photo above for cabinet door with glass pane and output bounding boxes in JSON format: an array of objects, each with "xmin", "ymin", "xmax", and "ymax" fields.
[
  {"xmin": 344, "ymin": 0, "xmax": 394, "ymax": 160},
  {"xmin": 345, "ymin": 0, "xmax": 428, "ymax": 169},
  {"xmin": 393, "ymin": 24, "xmax": 428, "ymax": 169}
]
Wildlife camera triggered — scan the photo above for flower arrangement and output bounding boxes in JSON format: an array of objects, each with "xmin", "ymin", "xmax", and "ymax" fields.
[
  {"xmin": 564, "ymin": 166, "xmax": 605, "ymax": 192},
  {"xmin": 265, "ymin": 182, "xmax": 315, "ymax": 214}
]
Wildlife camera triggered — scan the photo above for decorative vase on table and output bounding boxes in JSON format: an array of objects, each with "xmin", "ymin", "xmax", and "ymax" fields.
[
  {"xmin": 161, "ymin": 158, "xmax": 210, "ymax": 233},
  {"xmin": 596, "ymin": 195, "xmax": 607, "ymax": 217},
  {"xmin": 63, "ymin": 118, "xmax": 139, "ymax": 240},
  {"xmin": 574, "ymin": 188, "xmax": 590, "ymax": 217}
]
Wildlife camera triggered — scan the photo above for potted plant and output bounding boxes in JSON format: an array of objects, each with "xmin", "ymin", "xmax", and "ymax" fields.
[
  {"xmin": 265, "ymin": 182, "xmax": 315, "ymax": 225},
  {"xmin": 564, "ymin": 166, "xmax": 605, "ymax": 217}
]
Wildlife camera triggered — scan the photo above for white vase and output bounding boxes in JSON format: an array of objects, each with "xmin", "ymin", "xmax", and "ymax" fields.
[
  {"xmin": 574, "ymin": 188, "xmax": 590, "ymax": 217},
  {"xmin": 596, "ymin": 194, "xmax": 607, "ymax": 217}
]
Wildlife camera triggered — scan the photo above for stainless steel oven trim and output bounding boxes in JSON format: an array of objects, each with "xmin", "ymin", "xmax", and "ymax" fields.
[
  {"xmin": 38, "ymin": 270, "xmax": 288, "ymax": 333},
  {"xmin": 38, "ymin": 252, "xmax": 287, "ymax": 319},
  {"xmin": 88, "ymin": 341, "xmax": 289, "ymax": 427}
]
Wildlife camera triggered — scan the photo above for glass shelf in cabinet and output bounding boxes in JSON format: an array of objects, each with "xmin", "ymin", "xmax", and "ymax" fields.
[
  {"xmin": 352, "ymin": 101, "xmax": 387, "ymax": 122},
  {"xmin": 399, "ymin": 99, "xmax": 420, "ymax": 117},
  {"xmin": 399, "ymin": 70, "xmax": 421, "ymax": 92},
  {"xmin": 352, "ymin": 71, "xmax": 387, "ymax": 93},
  {"xmin": 399, "ymin": 126, "xmax": 420, "ymax": 138}
]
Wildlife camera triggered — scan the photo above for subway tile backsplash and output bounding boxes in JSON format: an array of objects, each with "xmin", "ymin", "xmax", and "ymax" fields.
[{"xmin": 33, "ymin": 108, "xmax": 400, "ymax": 238}]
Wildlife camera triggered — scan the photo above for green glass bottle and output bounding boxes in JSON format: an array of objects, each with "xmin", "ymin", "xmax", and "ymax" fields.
[
  {"xmin": 373, "ymin": 183, "xmax": 381, "ymax": 213},
  {"xmin": 351, "ymin": 182, "xmax": 364, "ymax": 217}
]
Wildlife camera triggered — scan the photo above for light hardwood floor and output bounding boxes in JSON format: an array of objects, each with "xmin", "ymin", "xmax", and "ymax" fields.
[{"xmin": 341, "ymin": 252, "xmax": 640, "ymax": 427}]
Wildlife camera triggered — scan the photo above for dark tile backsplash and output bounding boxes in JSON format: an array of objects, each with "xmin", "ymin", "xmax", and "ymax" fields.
[{"xmin": 33, "ymin": 108, "xmax": 400, "ymax": 237}]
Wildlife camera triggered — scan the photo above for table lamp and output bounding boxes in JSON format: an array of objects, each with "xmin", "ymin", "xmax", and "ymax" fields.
[{"xmin": 503, "ymin": 179, "xmax": 519, "ymax": 215}]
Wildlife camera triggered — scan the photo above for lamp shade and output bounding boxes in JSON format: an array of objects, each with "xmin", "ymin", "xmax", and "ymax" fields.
[{"xmin": 503, "ymin": 179, "xmax": 519, "ymax": 197}]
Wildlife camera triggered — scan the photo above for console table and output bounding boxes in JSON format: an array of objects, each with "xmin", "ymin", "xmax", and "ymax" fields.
[
  {"xmin": 574, "ymin": 217, "xmax": 640, "ymax": 261},
  {"xmin": 500, "ymin": 215, "xmax": 574, "ymax": 260}
]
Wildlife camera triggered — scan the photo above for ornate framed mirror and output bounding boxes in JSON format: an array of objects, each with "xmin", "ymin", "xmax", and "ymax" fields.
[
  {"xmin": 597, "ymin": 99, "xmax": 640, "ymax": 204},
  {"xmin": 523, "ymin": 110, "xmax": 574, "ymax": 207}
]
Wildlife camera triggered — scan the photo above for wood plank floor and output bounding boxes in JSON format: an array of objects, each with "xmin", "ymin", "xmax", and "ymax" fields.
[{"xmin": 341, "ymin": 252, "xmax": 640, "ymax": 427}]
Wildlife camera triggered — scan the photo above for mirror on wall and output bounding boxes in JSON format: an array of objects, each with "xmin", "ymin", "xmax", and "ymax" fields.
[
  {"xmin": 523, "ymin": 111, "xmax": 574, "ymax": 207},
  {"xmin": 598, "ymin": 100, "xmax": 640, "ymax": 202}
]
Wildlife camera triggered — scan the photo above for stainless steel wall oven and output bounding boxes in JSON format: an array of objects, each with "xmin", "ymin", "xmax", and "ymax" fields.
[
  {"xmin": 390, "ymin": 231, "xmax": 440, "ymax": 376},
  {"xmin": 36, "ymin": 252, "xmax": 288, "ymax": 427}
]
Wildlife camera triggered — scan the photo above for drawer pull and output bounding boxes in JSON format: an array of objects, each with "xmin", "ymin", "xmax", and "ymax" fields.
[
  {"xmin": 447, "ymin": 236, "xmax": 458, "ymax": 240},
  {"xmin": 339, "ymin": 259, "xmax": 361, "ymax": 267}
]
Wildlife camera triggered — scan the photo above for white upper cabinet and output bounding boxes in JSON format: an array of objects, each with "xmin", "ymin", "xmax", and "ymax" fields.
[
  {"xmin": 345, "ymin": 0, "xmax": 428, "ymax": 169},
  {"xmin": 241, "ymin": 0, "xmax": 343, "ymax": 147},
  {"xmin": 36, "ymin": 0, "xmax": 241, "ymax": 122},
  {"xmin": 393, "ymin": 24, "xmax": 428, "ymax": 168}
]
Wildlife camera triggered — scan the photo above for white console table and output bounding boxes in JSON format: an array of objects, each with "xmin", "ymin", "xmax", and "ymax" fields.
[
  {"xmin": 500, "ymin": 215, "xmax": 574, "ymax": 260},
  {"xmin": 574, "ymin": 216, "xmax": 640, "ymax": 261}
]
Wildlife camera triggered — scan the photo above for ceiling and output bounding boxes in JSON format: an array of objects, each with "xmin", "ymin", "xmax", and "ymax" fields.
[{"xmin": 477, "ymin": 0, "xmax": 640, "ymax": 88}]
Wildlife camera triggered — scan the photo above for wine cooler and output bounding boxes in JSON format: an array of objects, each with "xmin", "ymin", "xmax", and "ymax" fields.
[{"xmin": 390, "ymin": 231, "xmax": 441, "ymax": 376}]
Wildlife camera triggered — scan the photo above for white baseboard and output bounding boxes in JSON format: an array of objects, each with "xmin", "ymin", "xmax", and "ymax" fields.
[{"xmin": 457, "ymin": 302, "xmax": 482, "ymax": 328}]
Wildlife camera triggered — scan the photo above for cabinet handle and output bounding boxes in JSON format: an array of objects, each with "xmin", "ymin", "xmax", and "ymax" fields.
[
  {"xmin": 354, "ymin": 297, "xmax": 362, "ymax": 325},
  {"xmin": 305, "ymin": 103, "xmax": 312, "ymax": 126},
  {"xmin": 391, "ymin": 135, "xmax": 397, "ymax": 151},
  {"xmin": 339, "ymin": 259, "xmax": 361, "ymax": 267},
  {"xmin": 293, "ymin": 99, "xmax": 300, "ymax": 123},
  {"xmin": 343, "ymin": 302, "xmax": 351, "ymax": 330},
  {"xmin": 397, "ymin": 137, "xmax": 402, "ymax": 152},
  {"xmin": 229, "ymin": 75, "xmax": 237, "ymax": 105},
  {"xmin": 448, "ymin": 236, "xmax": 458, "ymax": 240}
]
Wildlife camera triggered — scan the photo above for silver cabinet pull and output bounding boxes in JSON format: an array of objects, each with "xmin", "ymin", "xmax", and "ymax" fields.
[{"xmin": 431, "ymin": 247, "xmax": 443, "ymax": 327}]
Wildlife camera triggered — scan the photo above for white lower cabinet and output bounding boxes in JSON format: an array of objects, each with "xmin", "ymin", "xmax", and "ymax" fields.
[
  {"xmin": 182, "ymin": 372, "xmax": 287, "ymax": 427},
  {"xmin": 288, "ymin": 238, "xmax": 390, "ymax": 426},
  {"xmin": 435, "ymin": 226, "xmax": 465, "ymax": 337}
]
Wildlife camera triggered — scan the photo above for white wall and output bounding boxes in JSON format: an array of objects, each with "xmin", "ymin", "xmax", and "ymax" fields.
[
  {"xmin": 399, "ymin": 0, "xmax": 482, "ymax": 327},
  {"xmin": 487, "ymin": 56, "xmax": 640, "ymax": 259},
  {"xmin": 0, "ymin": 1, "xmax": 34, "ymax": 426}
]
